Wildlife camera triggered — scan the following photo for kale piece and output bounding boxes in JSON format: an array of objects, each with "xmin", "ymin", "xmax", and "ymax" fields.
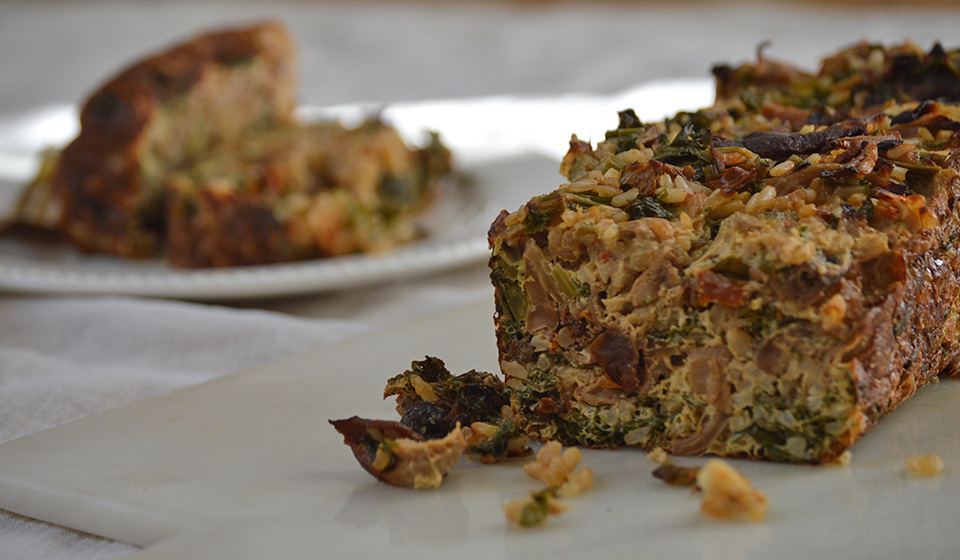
[
  {"xmin": 384, "ymin": 357, "xmax": 509, "ymax": 428},
  {"xmin": 383, "ymin": 356, "xmax": 530, "ymax": 462},
  {"xmin": 625, "ymin": 196, "xmax": 676, "ymax": 220}
]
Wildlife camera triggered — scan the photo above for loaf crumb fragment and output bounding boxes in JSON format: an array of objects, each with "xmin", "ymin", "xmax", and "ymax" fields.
[
  {"xmin": 905, "ymin": 454, "xmax": 944, "ymax": 476},
  {"xmin": 505, "ymin": 441, "xmax": 593, "ymax": 527},
  {"xmin": 524, "ymin": 441, "xmax": 583, "ymax": 486},
  {"xmin": 697, "ymin": 459, "xmax": 768, "ymax": 521},
  {"xmin": 647, "ymin": 447, "xmax": 669, "ymax": 465},
  {"xmin": 503, "ymin": 489, "xmax": 570, "ymax": 527}
]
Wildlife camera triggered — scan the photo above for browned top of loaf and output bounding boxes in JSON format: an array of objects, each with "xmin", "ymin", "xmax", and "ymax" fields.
[
  {"xmin": 76, "ymin": 20, "xmax": 294, "ymax": 151},
  {"xmin": 52, "ymin": 21, "xmax": 296, "ymax": 257}
]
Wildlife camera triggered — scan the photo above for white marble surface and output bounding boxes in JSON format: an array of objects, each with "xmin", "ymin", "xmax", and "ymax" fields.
[
  {"xmin": 0, "ymin": 298, "xmax": 957, "ymax": 560},
  {"xmin": 2, "ymin": 1, "xmax": 960, "ymax": 558}
]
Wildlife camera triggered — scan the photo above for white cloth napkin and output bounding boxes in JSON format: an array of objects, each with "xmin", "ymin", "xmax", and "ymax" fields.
[{"xmin": 0, "ymin": 296, "xmax": 366, "ymax": 446}]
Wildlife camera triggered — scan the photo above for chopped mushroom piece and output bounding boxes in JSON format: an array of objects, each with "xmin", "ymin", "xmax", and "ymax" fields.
[
  {"xmin": 696, "ymin": 459, "xmax": 768, "ymax": 521},
  {"xmin": 652, "ymin": 463, "xmax": 700, "ymax": 487},
  {"xmin": 330, "ymin": 416, "xmax": 466, "ymax": 488},
  {"xmin": 905, "ymin": 454, "xmax": 944, "ymax": 476}
]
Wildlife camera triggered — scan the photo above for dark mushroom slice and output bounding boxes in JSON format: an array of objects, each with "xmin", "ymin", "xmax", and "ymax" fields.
[{"xmin": 330, "ymin": 416, "xmax": 466, "ymax": 488}]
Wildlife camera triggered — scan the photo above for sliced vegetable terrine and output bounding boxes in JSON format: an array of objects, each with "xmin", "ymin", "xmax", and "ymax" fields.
[{"xmin": 489, "ymin": 42, "xmax": 960, "ymax": 463}]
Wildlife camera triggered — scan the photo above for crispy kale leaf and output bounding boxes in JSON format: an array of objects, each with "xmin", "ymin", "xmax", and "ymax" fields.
[{"xmin": 384, "ymin": 356, "xmax": 529, "ymax": 461}]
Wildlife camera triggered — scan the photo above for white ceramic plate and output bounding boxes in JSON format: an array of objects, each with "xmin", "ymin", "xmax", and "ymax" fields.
[
  {"xmin": 0, "ymin": 153, "xmax": 554, "ymax": 300},
  {"xmin": 0, "ymin": 79, "xmax": 714, "ymax": 299}
]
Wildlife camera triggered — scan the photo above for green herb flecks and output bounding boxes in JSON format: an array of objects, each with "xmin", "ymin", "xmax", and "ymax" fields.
[
  {"xmin": 603, "ymin": 109, "xmax": 646, "ymax": 152},
  {"xmin": 551, "ymin": 265, "xmax": 589, "ymax": 301},
  {"xmin": 467, "ymin": 417, "xmax": 530, "ymax": 462},
  {"xmin": 625, "ymin": 196, "xmax": 676, "ymax": 220},
  {"xmin": 490, "ymin": 253, "xmax": 529, "ymax": 327},
  {"xmin": 524, "ymin": 194, "xmax": 566, "ymax": 234},
  {"xmin": 654, "ymin": 121, "xmax": 715, "ymax": 180},
  {"xmin": 384, "ymin": 357, "xmax": 511, "ymax": 429},
  {"xmin": 517, "ymin": 489, "xmax": 555, "ymax": 527}
]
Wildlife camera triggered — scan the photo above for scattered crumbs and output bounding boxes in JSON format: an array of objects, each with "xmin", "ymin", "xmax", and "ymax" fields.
[
  {"xmin": 697, "ymin": 459, "xmax": 768, "ymax": 522},
  {"xmin": 505, "ymin": 441, "xmax": 593, "ymax": 527},
  {"xmin": 906, "ymin": 454, "xmax": 944, "ymax": 477}
]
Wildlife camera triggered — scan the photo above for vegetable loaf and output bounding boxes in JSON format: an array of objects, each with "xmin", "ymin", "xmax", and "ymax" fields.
[
  {"xmin": 52, "ymin": 21, "xmax": 297, "ymax": 258},
  {"xmin": 488, "ymin": 42, "xmax": 960, "ymax": 463},
  {"xmin": 165, "ymin": 120, "xmax": 450, "ymax": 267},
  {"xmin": 18, "ymin": 21, "xmax": 453, "ymax": 268}
]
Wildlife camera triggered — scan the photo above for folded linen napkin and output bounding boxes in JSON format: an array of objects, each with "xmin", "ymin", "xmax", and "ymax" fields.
[{"xmin": 0, "ymin": 296, "xmax": 366, "ymax": 445}]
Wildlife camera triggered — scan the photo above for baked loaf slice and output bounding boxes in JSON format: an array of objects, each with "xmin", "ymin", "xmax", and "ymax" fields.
[
  {"xmin": 15, "ymin": 22, "xmax": 453, "ymax": 268},
  {"xmin": 165, "ymin": 121, "xmax": 450, "ymax": 267},
  {"xmin": 51, "ymin": 21, "xmax": 297, "ymax": 258},
  {"xmin": 489, "ymin": 44, "xmax": 960, "ymax": 463}
]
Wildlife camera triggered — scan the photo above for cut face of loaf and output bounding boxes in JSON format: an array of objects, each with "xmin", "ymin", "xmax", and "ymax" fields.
[
  {"xmin": 165, "ymin": 121, "xmax": 451, "ymax": 267},
  {"xmin": 489, "ymin": 96, "xmax": 960, "ymax": 463},
  {"xmin": 52, "ymin": 21, "xmax": 297, "ymax": 258}
]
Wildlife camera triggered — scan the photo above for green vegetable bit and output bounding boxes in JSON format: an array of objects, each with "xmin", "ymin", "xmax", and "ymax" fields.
[{"xmin": 518, "ymin": 489, "xmax": 555, "ymax": 527}]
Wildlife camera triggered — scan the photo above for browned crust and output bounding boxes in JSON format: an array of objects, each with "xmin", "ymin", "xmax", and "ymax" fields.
[
  {"xmin": 488, "ymin": 106, "xmax": 960, "ymax": 463},
  {"xmin": 165, "ymin": 190, "xmax": 317, "ymax": 268},
  {"xmin": 52, "ymin": 21, "xmax": 296, "ymax": 258},
  {"xmin": 854, "ymin": 166, "xmax": 960, "ymax": 427}
]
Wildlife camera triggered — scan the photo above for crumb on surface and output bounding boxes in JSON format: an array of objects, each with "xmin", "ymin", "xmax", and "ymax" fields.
[
  {"xmin": 697, "ymin": 459, "xmax": 768, "ymax": 522},
  {"xmin": 906, "ymin": 454, "xmax": 944, "ymax": 476},
  {"xmin": 832, "ymin": 450, "xmax": 852, "ymax": 467},
  {"xmin": 506, "ymin": 441, "xmax": 593, "ymax": 527},
  {"xmin": 524, "ymin": 441, "xmax": 583, "ymax": 487},
  {"xmin": 329, "ymin": 416, "xmax": 466, "ymax": 489},
  {"xmin": 393, "ymin": 424, "xmax": 467, "ymax": 489},
  {"xmin": 556, "ymin": 466, "xmax": 594, "ymax": 498},
  {"xmin": 503, "ymin": 490, "xmax": 570, "ymax": 527},
  {"xmin": 647, "ymin": 447, "xmax": 669, "ymax": 465},
  {"xmin": 652, "ymin": 462, "xmax": 700, "ymax": 486}
]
